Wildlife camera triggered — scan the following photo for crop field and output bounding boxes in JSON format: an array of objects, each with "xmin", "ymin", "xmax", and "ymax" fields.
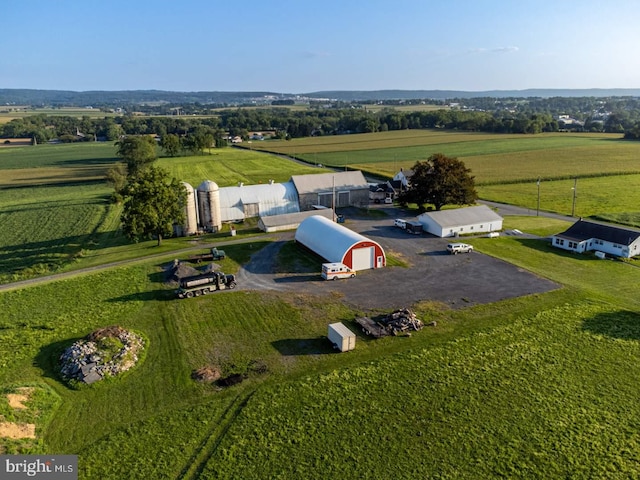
[
  {"xmin": 157, "ymin": 148, "xmax": 324, "ymax": 187},
  {"xmin": 253, "ymin": 130, "xmax": 640, "ymax": 183},
  {"xmin": 0, "ymin": 107, "xmax": 117, "ymax": 123},
  {"xmin": 2, "ymin": 215, "xmax": 640, "ymax": 477},
  {"xmin": 0, "ymin": 143, "xmax": 329, "ymax": 283},
  {"xmin": 250, "ymin": 129, "xmax": 640, "ymax": 224}
]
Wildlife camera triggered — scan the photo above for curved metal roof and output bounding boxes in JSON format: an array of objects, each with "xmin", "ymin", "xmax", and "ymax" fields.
[
  {"xmin": 295, "ymin": 215, "xmax": 382, "ymax": 263},
  {"xmin": 218, "ymin": 181, "xmax": 299, "ymax": 221}
]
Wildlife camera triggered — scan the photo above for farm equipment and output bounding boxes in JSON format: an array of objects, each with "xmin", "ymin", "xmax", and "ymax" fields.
[
  {"xmin": 188, "ymin": 247, "xmax": 226, "ymax": 263},
  {"xmin": 176, "ymin": 271, "xmax": 236, "ymax": 298}
]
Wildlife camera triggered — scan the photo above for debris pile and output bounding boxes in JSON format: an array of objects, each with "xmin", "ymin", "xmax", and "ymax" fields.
[
  {"xmin": 191, "ymin": 366, "xmax": 222, "ymax": 383},
  {"xmin": 59, "ymin": 326, "xmax": 144, "ymax": 384},
  {"xmin": 165, "ymin": 259, "xmax": 200, "ymax": 285},
  {"xmin": 356, "ymin": 308, "xmax": 426, "ymax": 338}
]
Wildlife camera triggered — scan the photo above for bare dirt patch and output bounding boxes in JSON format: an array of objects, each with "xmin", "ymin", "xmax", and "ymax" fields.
[
  {"xmin": 6, "ymin": 387, "xmax": 34, "ymax": 410},
  {"xmin": 0, "ymin": 422, "xmax": 36, "ymax": 439}
]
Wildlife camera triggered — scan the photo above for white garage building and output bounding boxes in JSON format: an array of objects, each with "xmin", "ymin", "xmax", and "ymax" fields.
[
  {"xmin": 418, "ymin": 205, "xmax": 503, "ymax": 237},
  {"xmin": 295, "ymin": 215, "xmax": 386, "ymax": 271}
]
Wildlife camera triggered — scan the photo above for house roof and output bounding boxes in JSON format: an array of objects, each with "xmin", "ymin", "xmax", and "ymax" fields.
[
  {"xmin": 418, "ymin": 205, "xmax": 503, "ymax": 228},
  {"xmin": 555, "ymin": 220, "xmax": 640, "ymax": 246},
  {"xmin": 290, "ymin": 171, "xmax": 368, "ymax": 195}
]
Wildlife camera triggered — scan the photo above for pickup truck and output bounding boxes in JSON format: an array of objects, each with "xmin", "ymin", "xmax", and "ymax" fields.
[{"xmin": 446, "ymin": 243, "xmax": 473, "ymax": 254}]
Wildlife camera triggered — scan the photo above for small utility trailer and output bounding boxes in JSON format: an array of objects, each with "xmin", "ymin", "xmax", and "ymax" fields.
[{"xmin": 327, "ymin": 322, "xmax": 356, "ymax": 352}]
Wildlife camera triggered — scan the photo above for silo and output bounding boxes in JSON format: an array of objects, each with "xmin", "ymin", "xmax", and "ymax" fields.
[
  {"xmin": 197, "ymin": 180, "xmax": 222, "ymax": 232},
  {"xmin": 181, "ymin": 182, "xmax": 198, "ymax": 235}
]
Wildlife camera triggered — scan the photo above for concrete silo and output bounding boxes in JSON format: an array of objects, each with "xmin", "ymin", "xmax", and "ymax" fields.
[
  {"xmin": 181, "ymin": 182, "xmax": 199, "ymax": 235},
  {"xmin": 197, "ymin": 180, "xmax": 222, "ymax": 232}
]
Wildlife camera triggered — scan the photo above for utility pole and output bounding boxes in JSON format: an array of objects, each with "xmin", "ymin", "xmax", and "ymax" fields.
[
  {"xmin": 571, "ymin": 177, "xmax": 577, "ymax": 217},
  {"xmin": 536, "ymin": 177, "xmax": 540, "ymax": 216},
  {"xmin": 332, "ymin": 175, "xmax": 336, "ymax": 220}
]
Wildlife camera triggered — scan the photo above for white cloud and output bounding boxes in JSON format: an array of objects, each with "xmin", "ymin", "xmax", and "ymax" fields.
[{"xmin": 468, "ymin": 46, "xmax": 519, "ymax": 54}]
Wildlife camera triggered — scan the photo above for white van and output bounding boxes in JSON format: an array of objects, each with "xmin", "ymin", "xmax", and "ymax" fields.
[
  {"xmin": 394, "ymin": 219, "xmax": 407, "ymax": 229},
  {"xmin": 321, "ymin": 263, "xmax": 356, "ymax": 280}
]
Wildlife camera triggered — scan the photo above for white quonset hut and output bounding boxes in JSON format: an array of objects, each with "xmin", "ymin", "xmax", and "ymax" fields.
[
  {"xmin": 295, "ymin": 215, "xmax": 386, "ymax": 271},
  {"xmin": 217, "ymin": 181, "xmax": 299, "ymax": 222},
  {"xmin": 418, "ymin": 205, "xmax": 503, "ymax": 237}
]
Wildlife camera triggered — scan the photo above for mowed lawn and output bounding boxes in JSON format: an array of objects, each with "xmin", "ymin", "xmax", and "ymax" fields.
[{"xmin": 2, "ymin": 216, "xmax": 640, "ymax": 478}]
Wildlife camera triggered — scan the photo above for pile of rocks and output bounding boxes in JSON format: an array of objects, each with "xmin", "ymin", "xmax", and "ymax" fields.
[{"xmin": 59, "ymin": 326, "xmax": 144, "ymax": 384}]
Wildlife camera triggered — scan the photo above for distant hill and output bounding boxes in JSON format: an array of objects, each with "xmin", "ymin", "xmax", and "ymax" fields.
[
  {"xmin": 1, "ymin": 88, "xmax": 639, "ymax": 107},
  {"xmin": 305, "ymin": 89, "xmax": 640, "ymax": 101}
]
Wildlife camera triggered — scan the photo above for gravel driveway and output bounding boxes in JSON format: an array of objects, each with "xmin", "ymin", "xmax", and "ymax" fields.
[{"xmin": 236, "ymin": 207, "xmax": 559, "ymax": 312}]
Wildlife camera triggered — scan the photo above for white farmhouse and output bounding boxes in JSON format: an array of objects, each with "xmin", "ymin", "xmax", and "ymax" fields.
[
  {"xmin": 417, "ymin": 205, "xmax": 503, "ymax": 238},
  {"xmin": 552, "ymin": 219, "xmax": 640, "ymax": 258}
]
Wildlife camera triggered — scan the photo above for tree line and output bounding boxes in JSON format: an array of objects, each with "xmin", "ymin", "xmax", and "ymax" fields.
[{"xmin": 3, "ymin": 104, "xmax": 640, "ymax": 145}]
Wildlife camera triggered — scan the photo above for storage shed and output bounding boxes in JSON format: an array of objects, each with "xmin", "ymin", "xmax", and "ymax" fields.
[
  {"xmin": 291, "ymin": 171, "xmax": 369, "ymax": 211},
  {"xmin": 295, "ymin": 215, "xmax": 386, "ymax": 271},
  {"xmin": 418, "ymin": 205, "xmax": 503, "ymax": 238}
]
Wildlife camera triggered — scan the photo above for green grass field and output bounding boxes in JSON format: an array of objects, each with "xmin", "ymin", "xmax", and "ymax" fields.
[
  {"xmin": 3, "ymin": 216, "xmax": 640, "ymax": 478},
  {"xmin": 4, "ymin": 136, "xmax": 640, "ymax": 478}
]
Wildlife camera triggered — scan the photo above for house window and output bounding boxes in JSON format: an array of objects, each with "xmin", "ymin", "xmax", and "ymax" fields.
[
  {"xmin": 470, "ymin": 226, "xmax": 474, "ymax": 230},
  {"xmin": 556, "ymin": 238, "xmax": 565, "ymax": 246}
]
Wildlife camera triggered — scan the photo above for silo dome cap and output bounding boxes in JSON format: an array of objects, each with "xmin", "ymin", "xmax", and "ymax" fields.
[{"xmin": 198, "ymin": 180, "xmax": 219, "ymax": 191}]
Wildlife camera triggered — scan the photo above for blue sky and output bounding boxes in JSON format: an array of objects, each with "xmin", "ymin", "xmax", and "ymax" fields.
[{"xmin": 3, "ymin": 0, "xmax": 640, "ymax": 92}]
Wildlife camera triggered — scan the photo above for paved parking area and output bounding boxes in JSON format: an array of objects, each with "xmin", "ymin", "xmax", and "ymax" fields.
[{"xmin": 237, "ymin": 208, "xmax": 559, "ymax": 312}]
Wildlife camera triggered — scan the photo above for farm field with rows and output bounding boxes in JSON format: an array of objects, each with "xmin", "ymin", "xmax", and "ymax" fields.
[{"xmin": 250, "ymin": 129, "xmax": 640, "ymax": 225}]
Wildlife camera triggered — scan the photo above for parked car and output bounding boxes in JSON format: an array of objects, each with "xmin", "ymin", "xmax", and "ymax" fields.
[{"xmin": 447, "ymin": 243, "xmax": 473, "ymax": 254}]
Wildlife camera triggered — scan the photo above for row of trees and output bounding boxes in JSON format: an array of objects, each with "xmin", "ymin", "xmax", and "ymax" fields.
[{"xmin": 5, "ymin": 104, "xmax": 640, "ymax": 145}]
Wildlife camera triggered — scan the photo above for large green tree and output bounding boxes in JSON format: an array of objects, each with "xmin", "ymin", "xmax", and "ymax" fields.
[
  {"xmin": 400, "ymin": 153, "xmax": 478, "ymax": 211},
  {"xmin": 121, "ymin": 166, "xmax": 187, "ymax": 246},
  {"xmin": 116, "ymin": 135, "xmax": 157, "ymax": 175},
  {"xmin": 160, "ymin": 133, "xmax": 182, "ymax": 157}
]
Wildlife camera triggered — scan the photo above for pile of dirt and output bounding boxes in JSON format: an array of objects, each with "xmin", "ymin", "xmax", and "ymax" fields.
[
  {"xmin": 191, "ymin": 366, "xmax": 221, "ymax": 383},
  {"xmin": 164, "ymin": 259, "xmax": 200, "ymax": 285}
]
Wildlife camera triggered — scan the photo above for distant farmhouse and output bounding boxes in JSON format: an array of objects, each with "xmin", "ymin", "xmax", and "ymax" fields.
[{"xmin": 552, "ymin": 219, "xmax": 640, "ymax": 258}]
